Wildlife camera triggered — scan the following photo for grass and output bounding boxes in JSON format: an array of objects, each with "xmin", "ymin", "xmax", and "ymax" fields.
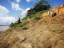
[
  {"xmin": 34, "ymin": 16, "xmax": 41, "ymax": 21},
  {"xmin": 10, "ymin": 10, "xmax": 48, "ymax": 28},
  {"xmin": 10, "ymin": 20, "xmax": 29, "ymax": 28},
  {"xmin": 22, "ymin": 10, "xmax": 48, "ymax": 20},
  {"xmin": 10, "ymin": 23, "xmax": 22, "ymax": 28}
]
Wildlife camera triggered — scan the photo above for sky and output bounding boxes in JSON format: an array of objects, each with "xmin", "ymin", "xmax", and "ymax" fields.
[{"xmin": 0, "ymin": 0, "xmax": 64, "ymax": 25}]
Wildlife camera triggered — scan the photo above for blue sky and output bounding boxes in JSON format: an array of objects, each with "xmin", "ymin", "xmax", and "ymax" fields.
[{"xmin": 0, "ymin": 0, "xmax": 64, "ymax": 25}]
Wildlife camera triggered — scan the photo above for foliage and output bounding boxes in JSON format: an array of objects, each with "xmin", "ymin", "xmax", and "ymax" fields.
[
  {"xmin": 23, "ymin": 10, "xmax": 48, "ymax": 21},
  {"xmin": 10, "ymin": 0, "xmax": 51, "ymax": 28},
  {"xmin": 33, "ymin": 0, "xmax": 51, "ymax": 12},
  {"xmin": 10, "ymin": 20, "xmax": 29, "ymax": 28},
  {"xmin": 27, "ymin": 0, "xmax": 51, "ymax": 16},
  {"xmin": 17, "ymin": 18, "xmax": 21, "ymax": 23},
  {"xmin": 10, "ymin": 23, "xmax": 22, "ymax": 28},
  {"xmin": 22, "ymin": 16, "xmax": 30, "ymax": 20},
  {"xmin": 10, "ymin": 18, "xmax": 21, "ymax": 28}
]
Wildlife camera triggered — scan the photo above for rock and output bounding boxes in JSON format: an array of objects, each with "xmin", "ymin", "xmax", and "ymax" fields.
[
  {"xmin": 48, "ymin": 11, "xmax": 56, "ymax": 17},
  {"xmin": 43, "ymin": 40, "xmax": 52, "ymax": 48},
  {"xmin": 60, "ymin": 4, "xmax": 64, "ymax": 8},
  {"xmin": 55, "ymin": 40, "xmax": 64, "ymax": 48},
  {"xmin": 0, "ymin": 35, "xmax": 18, "ymax": 48},
  {"xmin": 20, "ymin": 43, "xmax": 33, "ymax": 48},
  {"xmin": 0, "ymin": 41, "xmax": 9, "ymax": 48},
  {"xmin": 9, "ymin": 44, "xmax": 20, "ymax": 48},
  {"xmin": 16, "ymin": 34, "xmax": 26, "ymax": 43}
]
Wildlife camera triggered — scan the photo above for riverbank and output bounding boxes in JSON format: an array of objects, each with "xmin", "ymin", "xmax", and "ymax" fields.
[
  {"xmin": 0, "ymin": 5, "xmax": 64, "ymax": 48},
  {"xmin": 0, "ymin": 26, "xmax": 10, "ymax": 31}
]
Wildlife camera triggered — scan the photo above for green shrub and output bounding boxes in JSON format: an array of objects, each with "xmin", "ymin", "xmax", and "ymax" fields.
[
  {"xmin": 10, "ymin": 23, "xmax": 22, "ymax": 28},
  {"xmin": 10, "ymin": 20, "xmax": 29, "ymax": 28},
  {"xmin": 22, "ymin": 27, "xmax": 28, "ymax": 30}
]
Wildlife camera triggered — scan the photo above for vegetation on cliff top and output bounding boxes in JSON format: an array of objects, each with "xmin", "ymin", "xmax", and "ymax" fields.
[{"xmin": 10, "ymin": 0, "xmax": 51, "ymax": 28}]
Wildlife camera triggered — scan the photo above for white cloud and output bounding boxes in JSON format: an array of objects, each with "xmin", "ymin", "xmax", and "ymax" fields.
[
  {"xmin": 26, "ymin": 0, "xmax": 38, "ymax": 3},
  {"xmin": 11, "ymin": 2, "xmax": 21, "ymax": 11},
  {"xmin": 16, "ymin": 0, "xmax": 21, "ymax": 3},
  {"xmin": 26, "ymin": 0, "xmax": 36, "ymax": 2},
  {"xmin": 21, "ymin": 8, "xmax": 30, "ymax": 19},
  {"xmin": 26, "ymin": 0, "xmax": 31, "ymax": 2},
  {"xmin": 0, "ymin": 5, "xmax": 9, "ymax": 14},
  {"xmin": 0, "ymin": 16, "xmax": 17, "ymax": 25},
  {"xmin": 0, "ymin": 5, "xmax": 17, "ymax": 25}
]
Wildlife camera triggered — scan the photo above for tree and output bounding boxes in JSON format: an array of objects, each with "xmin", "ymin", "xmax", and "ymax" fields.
[
  {"xmin": 17, "ymin": 18, "xmax": 21, "ymax": 23},
  {"xmin": 34, "ymin": 0, "xmax": 51, "ymax": 11},
  {"xmin": 27, "ymin": 9, "xmax": 35, "ymax": 16},
  {"xmin": 27, "ymin": 0, "xmax": 51, "ymax": 16}
]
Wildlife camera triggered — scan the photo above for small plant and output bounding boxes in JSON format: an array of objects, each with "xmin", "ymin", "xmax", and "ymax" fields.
[
  {"xmin": 51, "ymin": 29, "xmax": 57, "ymax": 32},
  {"xmin": 22, "ymin": 27, "xmax": 28, "ymax": 30}
]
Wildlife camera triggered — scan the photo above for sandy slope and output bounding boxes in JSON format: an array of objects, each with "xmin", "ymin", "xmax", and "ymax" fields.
[{"xmin": 0, "ymin": 5, "xmax": 64, "ymax": 48}]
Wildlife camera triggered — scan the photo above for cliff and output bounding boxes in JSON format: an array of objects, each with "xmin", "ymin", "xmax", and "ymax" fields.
[{"xmin": 0, "ymin": 4, "xmax": 64, "ymax": 48}]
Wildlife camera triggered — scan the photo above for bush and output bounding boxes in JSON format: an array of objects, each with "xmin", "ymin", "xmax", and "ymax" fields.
[
  {"xmin": 10, "ymin": 23, "xmax": 22, "ymax": 28},
  {"xmin": 10, "ymin": 20, "xmax": 29, "ymax": 28},
  {"xmin": 22, "ymin": 27, "xmax": 28, "ymax": 30}
]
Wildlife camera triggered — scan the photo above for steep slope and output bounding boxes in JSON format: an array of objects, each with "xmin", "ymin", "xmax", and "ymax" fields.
[
  {"xmin": 0, "ymin": 4, "xmax": 64, "ymax": 48},
  {"xmin": 41, "ymin": 4, "xmax": 64, "ymax": 24}
]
